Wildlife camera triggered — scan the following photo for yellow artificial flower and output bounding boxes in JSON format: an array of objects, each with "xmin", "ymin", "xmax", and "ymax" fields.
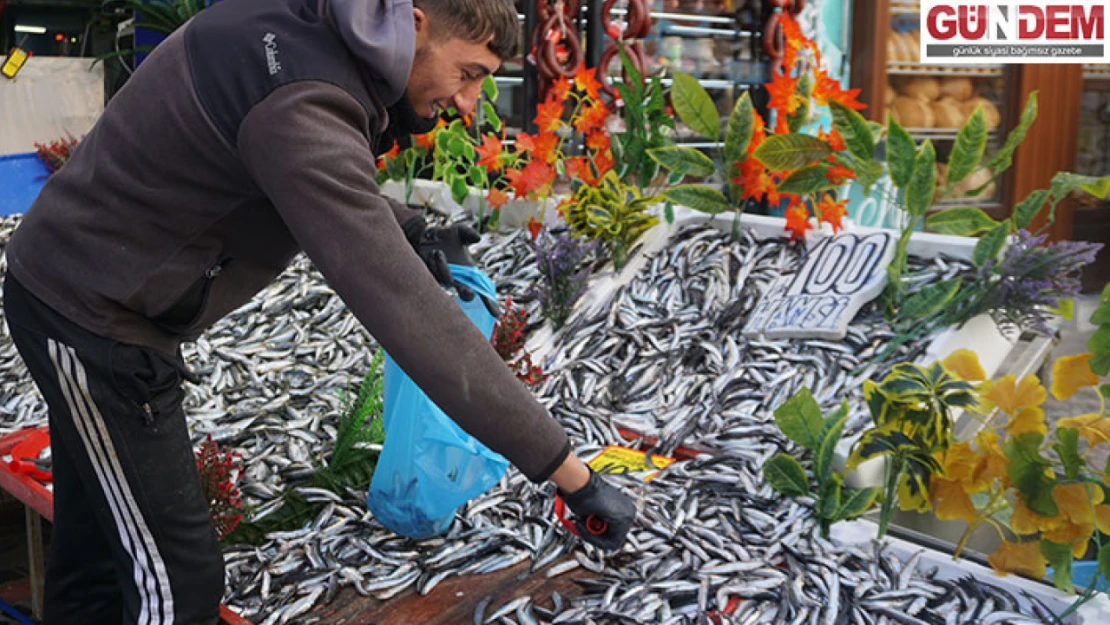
[
  {"xmin": 929, "ymin": 477, "xmax": 978, "ymax": 524},
  {"xmin": 988, "ymin": 540, "xmax": 1046, "ymax": 579},
  {"xmin": 1053, "ymin": 482, "xmax": 1105, "ymax": 526},
  {"xmin": 1051, "ymin": 353, "xmax": 1100, "ymax": 401},
  {"xmin": 1056, "ymin": 415, "xmax": 1110, "ymax": 447},
  {"xmin": 982, "ymin": 374, "xmax": 1046, "ymax": 415},
  {"xmin": 971, "ymin": 430, "xmax": 1009, "ymax": 490},
  {"xmin": 1042, "ymin": 520, "xmax": 1094, "ymax": 558},
  {"xmin": 1097, "ymin": 505, "xmax": 1110, "ymax": 534},
  {"xmin": 942, "ymin": 349, "xmax": 987, "ymax": 382},
  {"xmin": 1006, "ymin": 406, "xmax": 1047, "ymax": 437}
]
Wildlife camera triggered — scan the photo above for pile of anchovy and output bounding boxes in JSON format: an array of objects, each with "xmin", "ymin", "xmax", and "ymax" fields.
[{"xmin": 0, "ymin": 214, "xmax": 1059, "ymax": 624}]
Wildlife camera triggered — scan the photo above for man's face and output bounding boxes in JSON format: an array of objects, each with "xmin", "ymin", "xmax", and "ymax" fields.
[{"xmin": 406, "ymin": 10, "xmax": 501, "ymax": 119}]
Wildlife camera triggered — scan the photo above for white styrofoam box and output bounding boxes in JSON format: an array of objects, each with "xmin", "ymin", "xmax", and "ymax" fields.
[{"xmin": 831, "ymin": 519, "xmax": 1110, "ymax": 624}]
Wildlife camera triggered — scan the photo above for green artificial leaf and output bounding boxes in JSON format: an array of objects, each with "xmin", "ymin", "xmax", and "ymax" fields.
[
  {"xmin": 788, "ymin": 98, "xmax": 811, "ymax": 134},
  {"xmin": 973, "ymin": 222, "xmax": 1010, "ymax": 267},
  {"xmin": 777, "ymin": 164, "xmax": 838, "ymax": 195},
  {"xmin": 925, "ymin": 207, "xmax": 1000, "ymax": 236},
  {"xmin": 970, "ymin": 91, "xmax": 1038, "ymax": 196},
  {"xmin": 467, "ymin": 165, "xmax": 485, "ymax": 186},
  {"xmin": 774, "ymin": 388, "xmax": 825, "ymax": 450},
  {"xmin": 671, "ymin": 72, "xmax": 720, "ymax": 141},
  {"xmin": 886, "ymin": 117, "xmax": 917, "ymax": 188},
  {"xmin": 647, "ymin": 146, "xmax": 716, "ymax": 177},
  {"xmin": 849, "ymin": 429, "xmax": 917, "ymax": 468},
  {"xmin": 853, "ymin": 160, "xmax": 886, "ymax": 194},
  {"xmin": 1054, "ymin": 428, "xmax": 1082, "ymax": 481},
  {"xmin": 724, "ymin": 92, "xmax": 755, "ymax": 165},
  {"xmin": 829, "ymin": 99, "xmax": 875, "ymax": 160},
  {"xmin": 1099, "ymin": 543, "xmax": 1110, "ymax": 584},
  {"xmin": 1041, "ymin": 540, "xmax": 1074, "ymax": 593},
  {"xmin": 1049, "ymin": 298, "xmax": 1075, "ymax": 322},
  {"xmin": 614, "ymin": 80, "xmax": 642, "ymax": 119},
  {"xmin": 1013, "ymin": 189, "xmax": 1050, "ymax": 231},
  {"xmin": 819, "ymin": 472, "xmax": 843, "ymax": 520},
  {"xmin": 1051, "ymin": 173, "xmax": 1110, "ymax": 217},
  {"xmin": 834, "ymin": 487, "xmax": 881, "ymax": 521},
  {"xmin": 945, "ymin": 106, "xmax": 988, "ymax": 186},
  {"xmin": 1102, "ymin": 384, "xmax": 1110, "ymax": 399},
  {"xmin": 1005, "ymin": 432, "xmax": 1059, "ymax": 517},
  {"xmin": 661, "ymin": 185, "xmax": 730, "ymax": 214},
  {"xmin": 481, "ymin": 75, "xmax": 498, "ymax": 101},
  {"xmin": 906, "ymin": 140, "xmax": 937, "ymax": 217},
  {"xmin": 482, "ymin": 101, "xmax": 502, "ymax": 133},
  {"xmin": 765, "ymin": 454, "xmax": 810, "ymax": 497},
  {"xmin": 664, "ymin": 200, "xmax": 675, "ymax": 224},
  {"xmin": 900, "ymin": 277, "xmax": 962, "ymax": 320},
  {"xmin": 617, "ymin": 44, "xmax": 644, "ymax": 96},
  {"xmin": 1090, "ymin": 283, "xmax": 1110, "ymax": 324},
  {"xmin": 815, "ymin": 402, "xmax": 849, "ymax": 480},
  {"xmin": 449, "ymin": 175, "xmax": 468, "ymax": 204},
  {"xmin": 753, "ymin": 134, "xmax": 833, "ymax": 172},
  {"xmin": 586, "ymin": 206, "xmax": 614, "ymax": 229},
  {"xmin": 1092, "ymin": 353, "xmax": 1110, "ymax": 378},
  {"xmin": 447, "ymin": 136, "xmax": 468, "ymax": 158}
]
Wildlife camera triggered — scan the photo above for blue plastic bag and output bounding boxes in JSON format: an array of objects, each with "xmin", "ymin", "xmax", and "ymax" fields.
[{"xmin": 367, "ymin": 264, "xmax": 510, "ymax": 538}]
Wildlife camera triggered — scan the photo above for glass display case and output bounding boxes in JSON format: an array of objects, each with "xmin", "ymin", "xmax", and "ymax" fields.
[{"xmin": 884, "ymin": 0, "xmax": 1010, "ymax": 215}]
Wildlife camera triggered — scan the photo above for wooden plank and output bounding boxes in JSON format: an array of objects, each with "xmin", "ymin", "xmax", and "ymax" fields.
[
  {"xmin": 849, "ymin": 0, "xmax": 892, "ymax": 123},
  {"xmin": 316, "ymin": 559, "xmax": 595, "ymax": 625}
]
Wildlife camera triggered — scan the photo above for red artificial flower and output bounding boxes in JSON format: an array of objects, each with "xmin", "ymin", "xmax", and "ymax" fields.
[
  {"xmin": 476, "ymin": 134, "xmax": 504, "ymax": 172},
  {"xmin": 826, "ymin": 164, "xmax": 856, "ymax": 185},
  {"xmin": 534, "ymin": 96, "xmax": 565, "ymax": 133},
  {"xmin": 784, "ymin": 199, "xmax": 812, "ymax": 241},
  {"xmin": 574, "ymin": 64, "xmax": 602, "ymax": 102},
  {"xmin": 526, "ymin": 215, "xmax": 544, "ymax": 241}
]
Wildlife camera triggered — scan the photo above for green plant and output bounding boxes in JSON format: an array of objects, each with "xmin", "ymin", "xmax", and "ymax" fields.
[
  {"xmin": 608, "ymin": 44, "xmax": 675, "ymax": 195},
  {"xmin": 646, "ymin": 78, "xmax": 754, "ymax": 217},
  {"xmin": 94, "ymin": 0, "xmax": 213, "ymax": 66},
  {"xmin": 561, "ymin": 170, "xmax": 658, "ymax": 271},
  {"xmin": 846, "ymin": 361, "xmax": 977, "ymax": 538},
  {"xmin": 431, "ymin": 77, "xmax": 511, "ymax": 231},
  {"xmin": 376, "ymin": 140, "xmax": 433, "ymax": 207},
  {"xmin": 765, "ymin": 389, "xmax": 880, "ymax": 539}
]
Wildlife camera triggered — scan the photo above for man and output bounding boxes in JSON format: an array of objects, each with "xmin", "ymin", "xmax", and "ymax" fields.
[{"xmin": 2, "ymin": 0, "xmax": 636, "ymax": 622}]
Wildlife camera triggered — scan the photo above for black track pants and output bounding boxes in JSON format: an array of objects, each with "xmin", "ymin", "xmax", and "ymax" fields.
[{"xmin": 4, "ymin": 273, "xmax": 224, "ymax": 625}]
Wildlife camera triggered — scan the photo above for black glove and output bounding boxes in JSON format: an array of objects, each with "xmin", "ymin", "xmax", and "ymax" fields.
[
  {"xmin": 560, "ymin": 469, "xmax": 637, "ymax": 552},
  {"xmin": 403, "ymin": 216, "xmax": 499, "ymax": 317}
]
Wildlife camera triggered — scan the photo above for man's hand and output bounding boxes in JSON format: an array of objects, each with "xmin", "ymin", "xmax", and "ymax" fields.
[
  {"xmin": 403, "ymin": 217, "xmax": 498, "ymax": 317},
  {"xmin": 560, "ymin": 469, "xmax": 636, "ymax": 551}
]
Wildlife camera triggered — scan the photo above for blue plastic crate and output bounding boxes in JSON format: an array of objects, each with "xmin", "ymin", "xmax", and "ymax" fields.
[{"xmin": 0, "ymin": 152, "xmax": 50, "ymax": 216}]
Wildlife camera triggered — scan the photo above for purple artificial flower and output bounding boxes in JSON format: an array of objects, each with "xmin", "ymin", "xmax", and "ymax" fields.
[{"xmin": 530, "ymin": 230, "xmax": 599, "ymax": 329}]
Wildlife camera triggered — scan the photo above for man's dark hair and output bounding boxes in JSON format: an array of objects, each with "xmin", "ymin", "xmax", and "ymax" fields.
[{"xmin": 413, "ymin": 0, "xmax": 519, "ymax": 61}]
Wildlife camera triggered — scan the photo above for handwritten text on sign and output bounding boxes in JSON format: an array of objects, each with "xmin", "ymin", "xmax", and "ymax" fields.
[{"xmin": 743, "ymin": 232, "xmax": 895, "ymax": 340}]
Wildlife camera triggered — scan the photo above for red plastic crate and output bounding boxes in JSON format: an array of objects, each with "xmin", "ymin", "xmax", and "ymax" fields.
[{"xmin": 1, "ymin": 427, "xmax": 254, "ymax": 625}]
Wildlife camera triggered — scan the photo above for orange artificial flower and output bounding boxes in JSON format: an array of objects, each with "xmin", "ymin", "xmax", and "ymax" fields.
[
  {"xmin": 766, "ymin": 72, "xmax": 802, "ymax": 133},
  {"xmin": 534, "ymin": 96, "xmax": 564, "ymax": 133},
  {"xmin": 735, "ymin": 156, "xmax": 780, "ymax": 205},
  {"xmin": 586, "ymin": 130, "xmax": 611, "ymax": 152},
  {"xmin": 592, "ymin": 148, "xmax": 615, "ymax": 178},
  {"xmin": 816, "ymin": 195, "xmax": 848, "ymax": 233},
  {"xmin": 574, "ymin": 64, "xmax": 602, "ymax": 101},
  {"xmin": 817, "ymin": 127, "xmax": 847, "ymax": 152},
  {"xmin": 486, "ymin": 186, "xmax": 510, "ymax": 209},
  {"xmin": 784, "ymin": 200, "xmax": 811, "ymax": 241},
  {"xmin": 515, "ymin": 131, "xmax": 560, "ymax": 165},
  {"xmin": 574, "ymin": 100, "xmax": 610, "ymax": 135},
  {"xmin": 475, "ymin": 134, "xmax": 504, "ymax": 172},
  {"xmin": 779, "ymin": 12, "xmax": 807, "ymax": 72},
  {"xmin": 376, "ymin": 140, "xmax": 400, "ymax": 169},
  {"xmin": 550, "ymin": 78, "xmax": 572, "ymax": 103},
  {"xmin": 826, "ymin": 165, "xmax": 856, "ymax": 186},
  {"xmin": 415, "ymin": 118, "xmax": 447, "ymax": 151},
  {"xmin": 813, "ymin": 66, "xmax": 866, "ymax": 110},
  {"xmin": 505, "ymin": 160, "xmax": 555, "ymax": 198},
  {"xmin": 564, "ymin": 156, "xmax": 599, "ymax": 186}
]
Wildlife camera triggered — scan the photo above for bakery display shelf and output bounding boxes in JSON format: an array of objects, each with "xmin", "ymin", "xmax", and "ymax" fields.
[{"xmin": 1083, "ymin": 64, "xmax": 1110, "ymax": 82}]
